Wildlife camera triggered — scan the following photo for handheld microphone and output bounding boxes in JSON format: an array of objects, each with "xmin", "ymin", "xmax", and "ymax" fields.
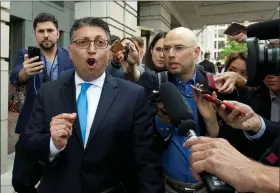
[
  {"xmin": 159, "ymin": 82, "xmax": 235, "ymax": 193},
  {"xmin": 159, "ymin": 82, "xmax": 194, "ymax": 128}
]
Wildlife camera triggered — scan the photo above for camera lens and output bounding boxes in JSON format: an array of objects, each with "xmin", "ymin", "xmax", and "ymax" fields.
[{"xmin": 266, "ymin": 47, "xmax": 280, "ymax": 76}]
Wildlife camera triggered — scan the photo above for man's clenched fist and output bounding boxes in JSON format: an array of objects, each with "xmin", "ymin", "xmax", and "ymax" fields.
[{"xmin": 50, "ymin": 113, "xmax": 77, "ymax": 150}]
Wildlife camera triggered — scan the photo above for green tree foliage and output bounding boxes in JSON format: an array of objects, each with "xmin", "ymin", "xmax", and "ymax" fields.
[{"xmin": 220, "ymin": 40, "xmax": 248, "ymax": 59}]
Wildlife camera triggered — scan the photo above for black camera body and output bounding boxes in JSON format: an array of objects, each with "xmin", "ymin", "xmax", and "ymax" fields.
[
  {"xmin": 148, "ymin": 90, "xmax": 162, "ymax": 104},
  {"xmin": 246, "ymin": 37, "xmax": 280, "ymax": 86},
  {"xmin": 148, "ymin": 71, "xmax": 169, "ymax": 104}
]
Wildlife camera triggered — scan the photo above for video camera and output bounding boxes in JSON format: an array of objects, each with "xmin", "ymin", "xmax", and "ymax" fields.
[{"xmin": 246, "ymin": 37, "xmax": 280, "ymax": 86}]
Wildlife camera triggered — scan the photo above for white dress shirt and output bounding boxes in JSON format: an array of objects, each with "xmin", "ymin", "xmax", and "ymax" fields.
[
  {"xmin": 269, "ymin": 90, "xmax": 280, "ymax": 122},
  {"xmin": 50, "ymin": 72, "xmax": 106, "ymax": 160}
]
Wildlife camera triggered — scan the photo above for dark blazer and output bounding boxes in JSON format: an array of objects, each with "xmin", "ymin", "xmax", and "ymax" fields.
[
  {"xmin": 21, "ymin": 70, "xmax": 164, "ymax": 193},
  {"xmin": 217, "ymin": 86, "xmax": 276, "ymax": 160},
  {"xmin": 106, "ymin": 61, "xmax": 126, "ymax": 79},
  {"xmin": 199, "ymin": 60, "xmax": 215, "ymax": 73},
  {"xmin": 9, "ymin": 47, "xmax": 74, "ymax": 135}
]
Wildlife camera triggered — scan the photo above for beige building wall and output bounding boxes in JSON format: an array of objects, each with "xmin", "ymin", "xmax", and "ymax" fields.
[
  {"xmin": 139, "ymin": 2, "xmax": 171, "ymax": 34},
  {"xmin": 1, "ymin": 1, "xmax": 10, "ymax": 175},
  {"xmin": 75, "ymin": 1, "xmax": 139, "ymax": 39}
]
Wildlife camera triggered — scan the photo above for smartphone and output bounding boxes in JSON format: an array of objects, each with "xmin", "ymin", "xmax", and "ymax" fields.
[
  {"xmin": 202, "ymin": 94, "xmax": 245, "ymax": 116},
  {"xmin": 110, "ymin": 40, "xmax": 125, "ymax": 53},
  {"xmin": 207, "ymin": 73, "xmax": 224, "ymax": 90},
  {"xmin": 224, "ymin": 23, "xmax": 247, "ymax": 36},
  {"xmin": 28, "ymin": 46, "xmax": 41, "ymax": 62}
]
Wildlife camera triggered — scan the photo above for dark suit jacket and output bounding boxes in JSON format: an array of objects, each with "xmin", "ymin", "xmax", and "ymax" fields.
[
  {"xmin": 9, "ymin": 47, "xmax": 74, "ymax": 134},
  {"xmin": 199, "ymin": 60, "xmax": 215, "ymax": 73},
  {"xmin": 21, "ymin": 70, "xmax": 164, "ymax": 193},
  {"xmin": 217, "ymin": 86, "xmax": 277, "ymax": 160}
]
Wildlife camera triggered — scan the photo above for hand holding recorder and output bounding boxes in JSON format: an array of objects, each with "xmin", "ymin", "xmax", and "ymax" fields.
[
  {"xmin": 214, "ymin": 72, "xmax": 247, "ymax": 93},
  {"xmin": 184, "ymin": 137, "xmax": 280, "ymax": 193},
  {"xmin": 191, "ymin": 85, "xmax": 245, "ymax": 117},
  {"xmin": 217, "ymin": 100, "xmax": 262, "ymax": 133}
]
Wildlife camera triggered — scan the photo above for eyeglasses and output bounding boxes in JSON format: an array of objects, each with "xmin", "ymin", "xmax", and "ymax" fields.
[
  {"xmin": 163, "ymin": 45, "xmax": 194, "ymax": 54},
  {"xmin": 72, "ymin": 38, "xmax": 109, "ymax": 49}
]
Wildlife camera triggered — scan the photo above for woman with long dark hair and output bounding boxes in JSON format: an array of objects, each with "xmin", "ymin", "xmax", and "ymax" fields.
[{"xmin": 144, "ymin": 31, "xmax": 167, "ymax": 72}]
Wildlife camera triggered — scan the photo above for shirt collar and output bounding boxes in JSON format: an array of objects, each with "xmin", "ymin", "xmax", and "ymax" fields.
[
  {"xmin": 174, "ymin": 69, "xmax": 196, "ymax": 86},
  {"xmin": 75, "ymin": 71, "xmax": 106, "ymax": 88},
  {"xmin": 269, "ymin": 90, "xmax": 280, "ymax": 101}
]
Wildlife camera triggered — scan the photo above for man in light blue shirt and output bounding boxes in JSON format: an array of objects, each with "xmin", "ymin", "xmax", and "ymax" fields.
[{"xmin": 41, "ymin": 54, "xmax": 58, "ymax": 81}]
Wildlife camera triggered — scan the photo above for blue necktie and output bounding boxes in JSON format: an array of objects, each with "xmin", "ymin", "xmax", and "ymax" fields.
[{"xmin": 77, "ymin": 83, "xmax": 91, "ymax": 145}]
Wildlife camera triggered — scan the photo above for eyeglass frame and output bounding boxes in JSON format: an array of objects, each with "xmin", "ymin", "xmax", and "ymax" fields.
[
  {"xmin": 72, "ymin": 38, "xmax": 109, "ymax": 49},
  {"xmin": 162, "ymin": 45, "xmax": 195, "ymax": 54}
]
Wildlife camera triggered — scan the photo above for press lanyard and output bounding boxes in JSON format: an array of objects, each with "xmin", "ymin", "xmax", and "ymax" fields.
[{"xmin": 42, "ymin": 51, "xmax": 57, "ymax": 81}]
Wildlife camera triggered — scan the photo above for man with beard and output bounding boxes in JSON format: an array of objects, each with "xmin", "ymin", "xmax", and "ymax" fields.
[
  {"xmin": 9, "ymin": 13, "xmax": 73, "ymax": 193},
  {"xmin": 10, "ymin": 12, "xmax": 73, "ymax": 136}
]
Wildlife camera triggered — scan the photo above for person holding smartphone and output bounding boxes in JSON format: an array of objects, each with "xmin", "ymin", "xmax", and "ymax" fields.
[
  {"xmin": 225, "ymin": 19, "xmax": 280, "ymax": 44},
  {"xmin": 193, "ymin": 86, "xmax": 278, "ymax": 160},
  {"xmin": 9, "ymin": 13, "xmax": 73, "ymax": 193},
  {"xmin": 10, "ymin": 13, "xmax": 73, "ymax": 136},
  {"xmin": 107, "ymin": 37, "xmax": 144, "ymax": 82}
]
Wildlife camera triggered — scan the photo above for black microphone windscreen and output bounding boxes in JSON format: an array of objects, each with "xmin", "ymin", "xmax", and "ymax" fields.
[
  {"xmin": 178, "ymin": 120, "xmax": 197, "ymax": 136},
  {"xmin": 138, "ymin": 71, "xmax": 157, "ymax": 91},
  {"xmin": 159, "ymin": 82, "xmax": 194, "ymax": 127}
]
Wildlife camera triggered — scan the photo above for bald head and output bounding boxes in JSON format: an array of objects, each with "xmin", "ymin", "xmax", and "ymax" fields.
[
  {"xmin": 165, "ymin": 27, "xmax": 197, "ymax": 46},
  {"xmin": 163, "ymin": 27, "xmax": 201, "ymax": 81}
]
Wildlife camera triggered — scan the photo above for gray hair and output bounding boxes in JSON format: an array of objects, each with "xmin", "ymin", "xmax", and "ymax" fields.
[{"xmin": 70, "ymin": 17, "xmax": 111, "ymax": 41}]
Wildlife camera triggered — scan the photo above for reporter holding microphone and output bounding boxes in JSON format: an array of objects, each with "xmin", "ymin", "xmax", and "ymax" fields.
[
  {"xmin": 183, "ymin": 100, "xmax": 280, "ymax": 193},
  {"xmin": 184, "ymin": 136, "xmax": 279, "ymax": 193}
]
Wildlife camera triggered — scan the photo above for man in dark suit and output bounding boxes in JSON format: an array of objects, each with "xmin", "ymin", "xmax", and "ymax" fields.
[
  {"xmin": 217, "ymin": 100, "xmax": 280, "ymax": 158},
  {"xmin": 199, "ymin": 53, "xmax": 215, "ymax": 73},
  {"xmin": 10, "ymin": 13, "xmax": 74, "ymax": 193},
  {"xmin": 21, "ymin": 17, "xmax": 164, "ymax": 193},
  {"xmin": 9, "ymin": 13, "xmax": 74, "ymax": 136}
]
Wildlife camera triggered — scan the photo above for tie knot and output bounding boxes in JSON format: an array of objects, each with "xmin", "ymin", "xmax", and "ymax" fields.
[{"xmin": 80, "ymin": 83, "xmax": 92, "ymax": 92}]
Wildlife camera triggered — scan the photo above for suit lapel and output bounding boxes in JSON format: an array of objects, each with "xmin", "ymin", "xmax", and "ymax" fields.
[
  {"xmin": 60, "ymin": 69, "xmax": 84, "ymax": 148},
  {"xmin": 195, "ymin": 67, "xmax": 208, "ymax": 135},
  {"xmin": 85, "ymin": 73, "xmax": 119, "ymax": 150},
  {"xmin": 57, "ymin": 47, "xmax": 65, "ymax": 76},
  {"xmin": 38, "ymin": 73, "xmax": 43, "ymax": 85},
  {"xmin": 195, "ymin": 67, "xmax": 208, "ymax": 87}
]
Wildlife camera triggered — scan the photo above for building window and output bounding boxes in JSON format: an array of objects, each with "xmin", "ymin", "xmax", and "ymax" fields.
[
  {"xmin": 214, "ymin": 52, "xmax": 221, "ymax": 60},
  {"xmin": 218, "ymin": 41, "xmax": 225, "ymax": 49},
  {"xmin": 218, "ymin": 29, "xmax": 224, "ymax": 38},
  {"xmin": 217, "ymin": 52, "xmax": 221, "ymax": 60},
  {"xmin": 214, "ymin": 41, "xmax": 217, "ymax": 49},
  {"xmin": 50, "ymin": 1, "xmax": 64, "ymax": 7}
]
